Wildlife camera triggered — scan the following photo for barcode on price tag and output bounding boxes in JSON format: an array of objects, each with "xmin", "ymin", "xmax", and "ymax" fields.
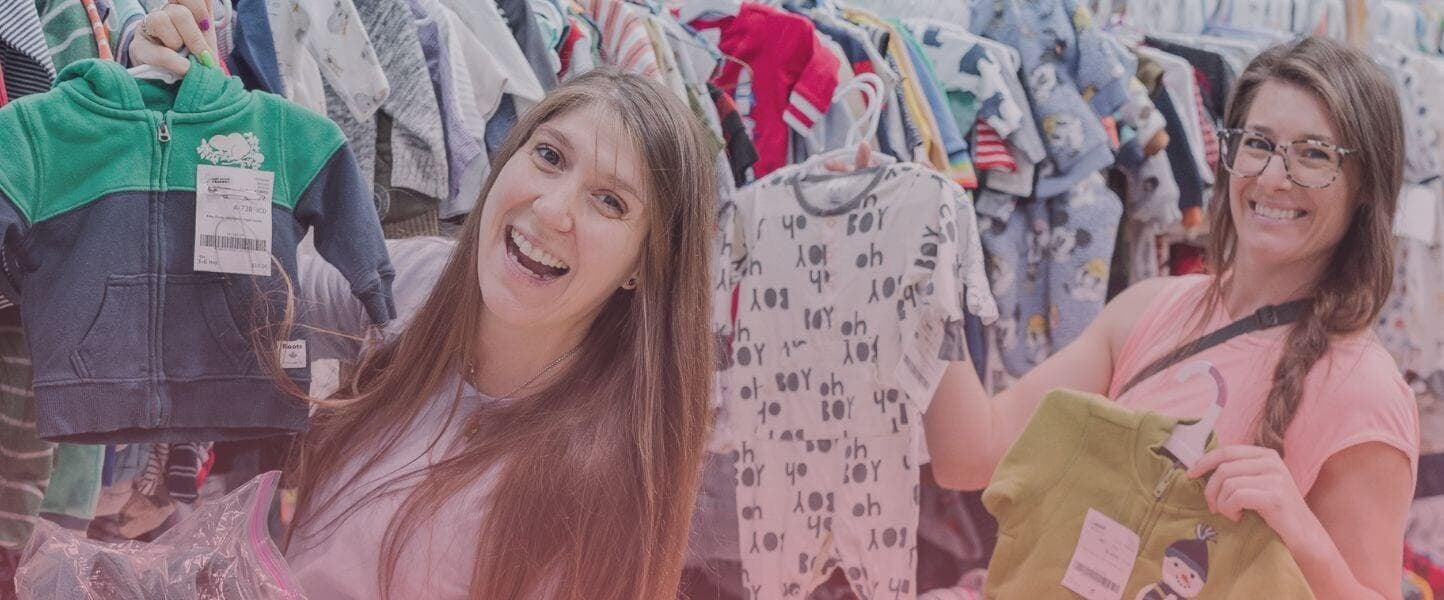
[
  {"xmin": 1073, "ymin": 563, "xmax": 1121, "ymax": 592},
  {"xmin": 194, "ymin": 165, "xmax": 273, "ymax": 276},
  {"xmin": 1061, "ymin": 508, "xmax": 1139, "ymax": 600},
  {"xmin": 199, "ymin": 234, "xmax": 269, "ymax": 252}
]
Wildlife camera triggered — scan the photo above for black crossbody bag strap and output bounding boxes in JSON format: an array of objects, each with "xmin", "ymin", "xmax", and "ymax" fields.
[{"xmin": 1115, "ymin": 299, "xmax": 1310, "ymax": 398}]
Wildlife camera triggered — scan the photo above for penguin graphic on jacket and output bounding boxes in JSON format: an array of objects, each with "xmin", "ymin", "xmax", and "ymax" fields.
[{"xmin": 1136, "ymin": 524, "xmax": 1218, "ymax": 600}]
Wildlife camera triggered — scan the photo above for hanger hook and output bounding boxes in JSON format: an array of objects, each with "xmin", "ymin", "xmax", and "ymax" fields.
[
  {"xmin": 1175, "ymin": 361, "xmax": 1227, "ymax": 407},
  {"xmin": 834, "ymin": 72, "xmax": 885, "ymax": 149}
]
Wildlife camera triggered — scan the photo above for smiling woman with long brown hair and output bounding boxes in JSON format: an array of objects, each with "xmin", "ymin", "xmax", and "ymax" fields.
[{"xmin": 276, "ymin": 66, "xmax": 719, "ymax": 599}]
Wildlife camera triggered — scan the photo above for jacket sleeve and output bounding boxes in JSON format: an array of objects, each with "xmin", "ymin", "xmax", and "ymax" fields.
[
  {"xmin": 0, "ymin": 108, "xmax": 35, "ymax": 304},
  {"xmin": 296, "ymin": 242, "xmax": 369, "ymax": 362},
  {"xmin": 293, "ymin": 142, "xmax": 396, "ymax": 325}
]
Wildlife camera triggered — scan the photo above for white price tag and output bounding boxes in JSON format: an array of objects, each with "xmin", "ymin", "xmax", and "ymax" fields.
[
  {"xmin": 194, "ymin": 165, "xmax": 274, "ymax": 276},
  {"xmin": 1061, "ymin": 508, "xmax": 1139, "ymax": 600},
  {"xmin": 1394, "ymin": 184, "xmax": 1438, "ymax": 244},
  {"xmin": 280, "ymin": 340, "xmax": 307, "ymax": 369}
]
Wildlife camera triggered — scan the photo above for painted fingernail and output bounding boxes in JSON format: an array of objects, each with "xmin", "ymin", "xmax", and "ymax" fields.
[
  {"xmin": 199, "ymin": 18, "xmax": 210, "ymax": 31},
  {"xmin": 200, "ymin": 50, "xmax": 217, "ymax": 68}
]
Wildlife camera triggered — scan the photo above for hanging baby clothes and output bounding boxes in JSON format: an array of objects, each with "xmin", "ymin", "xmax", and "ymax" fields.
[
  {"xmin": 0, "ymin": 59, "xmax": 395, "ymax": 443},
  {"xmin": 968, "ymin": 1, "xmax": 1126, "ymax": 376},
  {"xmin": 903, "ymin": 19, "xmax": 1025, "ymax": 159},
  {"xmin": 0, "ymin": 310, "xmax": 47, "ymax": 551},
  {"xmin": 983, "ymin": 390, "xmax": 1315, "ymax": 598},
  {"xmin": 971, "ymin": 35, "xmax": 1046, "ymax": 199},
  {"xmin": 439, "ymin": 0, "xmax": 545, "ymax": 105},
  {"xmin": 972, "ymin": 120, "xmax": 1017, "ymax": 172},
  {"xmin": 408, "ymin": 0, "xmax": 507, "ymax": 219},
  {"xmin": 692, "ymin": 4, "xmax": 841, "ymax": 177},
  {"xmin": 799, "ymin": 5, "xmax": 910, "ymax": 165},
  {"xmin": 264, "ymin": 0, "xmax": 390, "ymax": 120},
  {"xmin": 1121, "ymin": 149, "xmax": 1182, "ymax": 283},
  {"xmin": 843, "ymin": 11, "xmax": 946, "ymax": 173},
  {"xmin": 1379, "ymin": 181, "xmax": 1444, "ymax": 398},
  {"xmin": 35, "ymin": 0, "xmax": 113, "ymax": 72},
  {"xmin": 1111, "ymin": 75, "xmax": 1170, "ymax": 171},
  {"xmin": 0, "ymin": 0, "xmax": 57, "ymax": 98},
  {"xmin": 713, "ymin": 85, "xmax": 760, "ymax": 187},
  {"xmin": 578, "ymin": 0, "xmax": 663, "ymax": 81},
  {"xmin": 319, "ymin": 0, "xmax": 448, "ymax": 217},
  {"xmin": 969, "ymin": 0, "xmax": 1125, "ymax": 199},
  {"xmin": 717, "ymin": 152, "xmax": 995, "ymax": 599},
  {"xmin": 1373, "ymin": 43, "xmax": 1444, "ymax": 185},
  {"xmin": 894, "ymin": 24, "xmax": 975, "ymax": 188},
  {"xmin": 1135, "ymin": 46, "xmax": 1214, "ymax": 188},
  {"xmin": 495, "ymin": 0, "xmax": 560, "ymax": 90},
  {"xmin": 526, "ymin": 0, "xmax": 566, "ymax": 74},
  {"xmin": 229, "ymin": 0, "xmax": 285, "ymax": 94}
]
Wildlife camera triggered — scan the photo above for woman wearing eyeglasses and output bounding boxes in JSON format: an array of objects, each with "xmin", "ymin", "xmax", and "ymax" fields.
[{"xmin": 925, "ymin": 36, "xmax": 1416, "ymax": 598}]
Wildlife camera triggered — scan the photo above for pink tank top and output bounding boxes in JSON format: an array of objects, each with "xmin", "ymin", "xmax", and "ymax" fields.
[{"xmin": 1108, "ymin": 275, "xmax": 1419, "ymax": 494}]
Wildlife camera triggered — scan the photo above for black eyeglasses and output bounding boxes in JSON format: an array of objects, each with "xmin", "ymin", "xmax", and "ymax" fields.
[{"xmin": 1217, "ymin": 128, "xmax": 1357, "ymax": 189}]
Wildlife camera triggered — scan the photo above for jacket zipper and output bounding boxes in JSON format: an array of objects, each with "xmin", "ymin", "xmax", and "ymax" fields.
[
  {"xmin": 151, "ymin": 113, "xmax": 171, "ymax": 426},
  {"xmin": 1138, "ymin": 468, "xmax": 1178, "ymax": 542}
]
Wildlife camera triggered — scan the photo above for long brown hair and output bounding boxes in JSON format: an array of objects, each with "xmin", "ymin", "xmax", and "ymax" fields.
[
  {"xmin": 1204, "ymin": 36, "xmax": 1403, "ymax": 451},
  {"xmin": 284, "ymin": 68, "xmax": 718, "ymax": 599}
]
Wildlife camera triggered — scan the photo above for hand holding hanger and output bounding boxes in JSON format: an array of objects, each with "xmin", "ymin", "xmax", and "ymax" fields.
[
  {"xmin": 129, "ymin": 0, "xmax": 220, "ymax": 78},
  {"xmin": 822, "ymin": 142, "xmax": 877, "ymax": 172}
]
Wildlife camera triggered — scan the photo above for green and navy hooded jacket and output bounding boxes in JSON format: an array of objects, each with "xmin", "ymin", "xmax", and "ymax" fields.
[{"xmin": 0, "ymin": 59, "xmax": 395, "ymax": 444}]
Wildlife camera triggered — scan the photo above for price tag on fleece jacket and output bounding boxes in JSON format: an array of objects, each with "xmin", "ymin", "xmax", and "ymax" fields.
[
  {"xmin": 1061, "ymin": 508, "xmax": 1139, "ymax": 600},
  {"xmin": 280, "ymin": 340, "xmax": 307, "ymax": 369},
  {"xmin": 195, "ymin": 165, "xmax": 273, "ymax": 276}
]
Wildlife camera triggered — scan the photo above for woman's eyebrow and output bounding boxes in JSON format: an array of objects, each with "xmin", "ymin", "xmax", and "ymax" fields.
[
  {"xmin": 1244, "ymin": 123, "xmax": 1336, "ymax": 143},
  {"xmin": 535, "ymin": 125, "xmax": 575, "ymax": 152},
  {"xmin": 600, "ymin": 173, "xmax": 641, "ymax": 200}
]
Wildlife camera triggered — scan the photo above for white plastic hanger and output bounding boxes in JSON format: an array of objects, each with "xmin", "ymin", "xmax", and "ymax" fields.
[
  {"xmin": 1161, "ymin": 361, "xmax": 1227, "ymax": 468},
  {"xmin": 128, "ymin": 64, "xmax": 184, "ymax": 83},
  {"xmin": 805, "ymin": 71, "xmax": 885, "ymax": 166},
  {"xmin": 676, "ymin": 0, "xmax": 742, "ymax": 23}
]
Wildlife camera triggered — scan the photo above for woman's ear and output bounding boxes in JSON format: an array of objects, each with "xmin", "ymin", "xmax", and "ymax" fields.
[{"xmin": 622, "ymin": 271, "xmax": 639, "ymax": 290}]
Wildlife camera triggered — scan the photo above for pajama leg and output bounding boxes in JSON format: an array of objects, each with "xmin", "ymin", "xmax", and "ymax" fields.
[
  {"xmin": 1046, "ymin": 173, "xmax": 1122, "ymax": 350},
  {"xmin": 1020, "ymin": 198, "xmax": 1055, "ymax": 371},
  {"xmin": 737, "ymin": 437, "xmax": 850, "ymax": 599},
  {"xmin": 978, "ymin": 192, "xmax": 1049, "ymax": 377},
  {"xmin": 829, "ymin": 433, "xmax": 920, "ymax": 600}
]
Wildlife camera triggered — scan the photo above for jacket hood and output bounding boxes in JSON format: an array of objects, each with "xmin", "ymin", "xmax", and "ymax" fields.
[{"xmin": 55, "ymin": 58, "xmax": 252, "ymax": 117}]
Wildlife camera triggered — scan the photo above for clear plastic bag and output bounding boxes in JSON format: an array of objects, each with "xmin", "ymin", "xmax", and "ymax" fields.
[{"xmin": 16, "ymin": 470, "xmax": 305, "ymax": 599}]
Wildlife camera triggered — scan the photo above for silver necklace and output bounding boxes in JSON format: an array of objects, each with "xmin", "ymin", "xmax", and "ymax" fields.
[
  {"xmin": 467, "ymin": 345, "xmax": 581, "ymax": 401},
  {"xmin": 462, "ymin": 346, "xmax": 580, "ymax": 438}
]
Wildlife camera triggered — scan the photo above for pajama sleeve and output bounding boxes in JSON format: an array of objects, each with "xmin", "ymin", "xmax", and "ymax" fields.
[
  {"xmin": 951, "ymin": 186, "xmax": 999, "ymax": 324},
  {"xmin": 972, "ymin": 45, "xmax": 1025, "ymax": 138},
  {"xmin": 708, "ymin": 198, "xmax": 750, "ymax": 453},
  {"xmin": 891, "ymin": 173, "xmax": 970, "ymax": 413},
  {"xmin": 712, "ymin": 199, "xmax": 749, "ymax": 344}
]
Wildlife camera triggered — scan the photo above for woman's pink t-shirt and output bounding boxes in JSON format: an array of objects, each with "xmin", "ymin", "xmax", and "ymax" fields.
[{"xmin": 1108, "ymin": 274, "xmax": 1419, "ymax": 495}]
